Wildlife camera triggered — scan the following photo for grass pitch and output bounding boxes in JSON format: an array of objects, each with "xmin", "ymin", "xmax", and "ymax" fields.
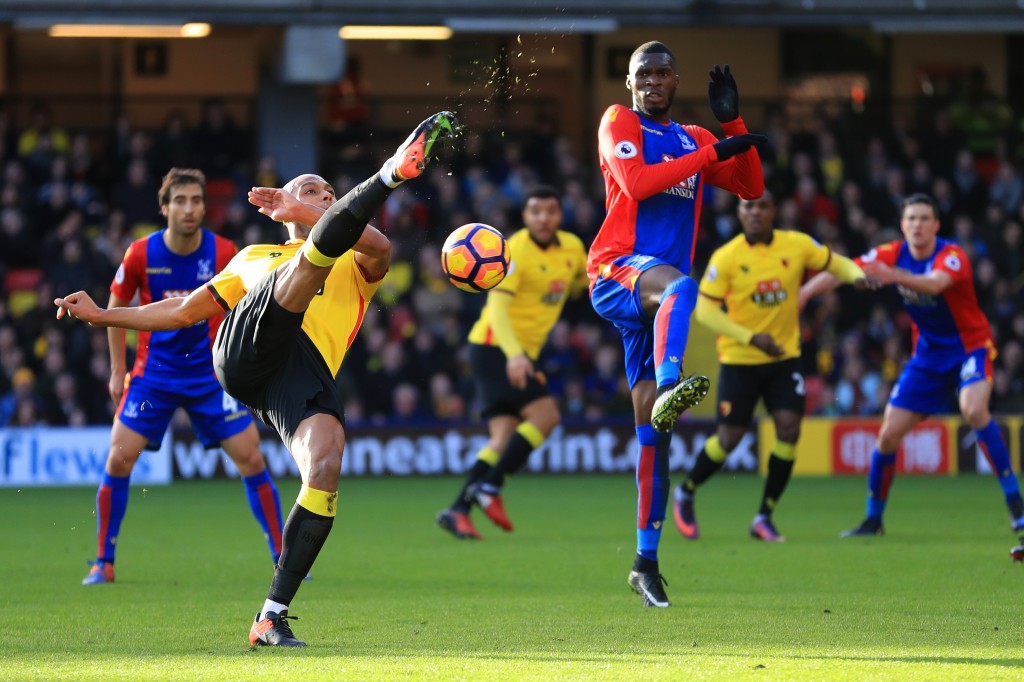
[{"xmin": 4, "ymin": 473, "xmax": 1024, "ymax": 680}]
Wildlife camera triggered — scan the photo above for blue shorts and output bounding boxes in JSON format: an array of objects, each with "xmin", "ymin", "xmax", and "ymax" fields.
[
  {"xmin": 116, "ymin": 373, "xmax": 254, "ymax": 450},
  {"xmin": 591, "ymin": 254, "xmax": 674, "ymax": 389},
  {"xmin": 888, "ymin": 347, "xmax": 992, "ymax": 416}
]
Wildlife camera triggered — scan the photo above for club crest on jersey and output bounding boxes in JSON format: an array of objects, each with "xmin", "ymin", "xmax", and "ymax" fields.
[
  {"xmin": 614, "ymin": 141, "xmax": 638, "ymax": 159},
  {"xmin": 197, "ymin": 258, "xmax": 214, "ymax": 280}
]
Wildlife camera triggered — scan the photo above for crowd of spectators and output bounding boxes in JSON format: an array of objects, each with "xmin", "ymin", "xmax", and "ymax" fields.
[{"xmin": 2, "ymin": 86, "xmax": 1024, "ymax": 431}]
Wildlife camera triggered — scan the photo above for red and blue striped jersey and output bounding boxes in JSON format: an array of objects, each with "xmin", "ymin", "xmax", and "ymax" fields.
[
  {"xmin": 857, "ymin": 238, "xmax": 993, "ymax": 358},
  {"xmin": 587, "ymin": 105, "xmax": 764, "ymax": 284},
  {"xmin": 111, "ymin": 229, "xmax": 237, "ymax": 380}
]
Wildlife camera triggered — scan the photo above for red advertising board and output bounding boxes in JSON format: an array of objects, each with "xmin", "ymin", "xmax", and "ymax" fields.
[{"xmin": 832, "ymin": 421, "xmax": 949, "ymax": 475}]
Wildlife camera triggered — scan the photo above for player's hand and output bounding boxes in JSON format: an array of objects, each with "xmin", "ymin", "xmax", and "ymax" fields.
[
  {"xmin": 708, "ymin": 64, "xmax": 740, "ymax": 123},
  {"xmin": 54, "ymin": 291, "xmax": 102, "ymax": 324},
  {"xmin": 860, "ymin": 261, "xmax": 895, "ymax": 284},
  {"xmin": 248, "ymin": 186, "xmax": 303, "ymax": 223},
  {"xmin": 854, "ymin": 276, "xmax": 883, "ymax": 290},
  {"xmin": 712, "ymin": 134, "xmax": 767, "ymax": 162},
  {"xmin": 750, "ymin": 333, "xmax": 784, "ymax": 357},
  {"xmin": 507, "ymin": 354, "xmax": 534, "ymax": 390},
  {"xmin": 108, "ymin": 370, "xmax": 127, "ymax": 403}
]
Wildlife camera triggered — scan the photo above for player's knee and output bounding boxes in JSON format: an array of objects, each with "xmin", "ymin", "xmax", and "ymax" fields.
[
  {"xmin": 307, "ymin": 450, "xmax": 342, "ymax": 487},
  {"xmin": 660, "ymin": 276, "xmax": 698, "ymax": 310},
  {"xmin": 776, "ymin": 425, "xmax": 801, "ymax": 444},
  {"xmin": 961, "ymin": 403, "xmax": 990, "ymax": 429}
]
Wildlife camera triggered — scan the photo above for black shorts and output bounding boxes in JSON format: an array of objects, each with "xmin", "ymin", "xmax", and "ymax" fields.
[
  {"xmin": 716, "ymin": 358, "xmax": 805, "ymax": 426},
  {"xmin": 469, "ymin": 343, "xmax": 551, "ymax": 420},
  {"xmin": 213, "ymin": 269, "xmax": 344, "ymax": 447}
]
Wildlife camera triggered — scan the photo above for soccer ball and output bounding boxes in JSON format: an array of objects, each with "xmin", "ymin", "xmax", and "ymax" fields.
[{"xmin": 440, "ymin": 223, "xmax": 511, "ymax": 293}]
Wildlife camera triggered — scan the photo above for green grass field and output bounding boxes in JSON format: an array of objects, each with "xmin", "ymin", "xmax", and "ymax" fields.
[{"xmin": 4, "ymin": 473, "xmax": 1024, "ymax": 680}]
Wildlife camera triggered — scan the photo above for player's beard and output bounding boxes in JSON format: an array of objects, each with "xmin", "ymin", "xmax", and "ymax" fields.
[{"xmin": 635, "ymin": 91, "xmax": 674, "ymax": 120}]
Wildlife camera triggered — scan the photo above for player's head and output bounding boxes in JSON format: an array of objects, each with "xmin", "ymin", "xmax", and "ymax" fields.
[
  {"xmin": 283, "ymin": 173, "xmax": 336, "ymax": 239},
  {"xmin": 522, "ymin": 185, "xmax": 562, "ymax": 247},
  {"xmin": 900, "ymin": 193, "xmax": 940, "ymax": 250},
  {"xmin": 627, "ymin": 41, "xmax": 678, "ymax": 122},
  {"xmin": 158, "ymin": 167, "xmax": 206, "ymax": 237},
  {"xmin": 737, "ymin": 191, "xmax": 775, "ymax": 242}
]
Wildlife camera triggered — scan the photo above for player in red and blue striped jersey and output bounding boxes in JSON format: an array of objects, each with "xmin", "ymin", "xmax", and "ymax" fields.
[
  {"xmin": 587, "ymin": 41, "xmax": 766, "ymax": 607},
  {"xmin": 82, "ymin": 168, "xmax": 285, "ymax": 585},
  {"xmin": 802, "ymin": 193, "xmax": 1024, "ymax": 537}
]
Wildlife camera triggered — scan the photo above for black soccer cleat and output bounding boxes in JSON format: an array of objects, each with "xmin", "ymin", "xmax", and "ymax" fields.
[
  {"xmin": 1011, "ymin": 538, "xmax": 1024, "ymax": 563},
  {"xmin": 249, "ymin": 610, "xmax": 307, "ymax": 647},
  {"xmin": 628, "ymin": 570, "xmax": 671, "ymax": 608},
  {"xmin": 651, "ymin": 375, "xmax": 711, "ymax": 433},
  {"xmin": 840, "ymin": 517, "xmax": 884, "ymax": 538}
]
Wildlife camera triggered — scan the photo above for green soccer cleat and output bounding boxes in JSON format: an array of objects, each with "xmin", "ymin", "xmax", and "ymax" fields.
[{"xmin": 651, "ymin": 375, "xmax": 710, "ymax": 433}]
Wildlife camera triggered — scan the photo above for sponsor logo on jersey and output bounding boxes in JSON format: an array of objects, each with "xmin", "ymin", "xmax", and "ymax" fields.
[
  {"xmin": 943, "ymin": 253, "xmax": 961, "ymax": 271},
  {"xmin": 146, "ymin": 267, "xmax": 173, "ymax": 274},
  {"xmin": 162, "ymin": 289, "xmax": 191, "ymax": 300},
  {"xmin": 114, "ymin": 263, "xmax": 126, "ymax": 285},
  {"xmin": 706, "ymin": 265, "xmax": 718, "ymax": 282},
  {"xmin": 751, "ymin": 279, "xmax": 786, "ymax": 306}
]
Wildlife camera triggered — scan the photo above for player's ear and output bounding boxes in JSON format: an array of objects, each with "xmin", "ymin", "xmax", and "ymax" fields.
[{"xmin": 160, "ymin": 204, "xmax": 169, "ymax": 218}]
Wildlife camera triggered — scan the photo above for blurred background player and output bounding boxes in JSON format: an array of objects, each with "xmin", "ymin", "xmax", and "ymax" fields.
[
  {"xmin": 82, "ymin": 167, "xmax": 283, "ymax": 586},
  {"xmin": 587, "ymin": 41, "xmax": 766, "ymax": 607},
  {"xmin": 57, "ymin": 111, "xmax": 458, "ymax": 646},
  {"xmin": 436, "ymin": 185, "xmax": 587, "ymax": 540},
  {"xmin": 674, "ymin": 190, "xmax": 869, "ymax": 543},
  {"xmin": 801, "ymin": 193, "xmax": 1024, "ymax": 537}
]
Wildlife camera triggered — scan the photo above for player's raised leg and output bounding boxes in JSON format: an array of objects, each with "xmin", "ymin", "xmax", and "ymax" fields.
[{"xmin": 642, "ymin": 269, "xmax": 708, "ymax": 433}]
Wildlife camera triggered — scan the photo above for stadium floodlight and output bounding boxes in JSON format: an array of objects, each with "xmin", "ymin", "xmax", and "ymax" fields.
[
  {"xmin": 445, "ymin": 17, "xmax": 618, "ymax": 33},
  {"xmin": 47, "ymin": 23, "xmax": 211, "ymax": 38},
  {"xmin": 338, "ymin": 26, "xmax": 452, "ymax": 40}
]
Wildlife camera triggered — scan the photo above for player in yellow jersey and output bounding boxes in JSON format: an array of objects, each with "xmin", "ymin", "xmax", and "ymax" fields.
[
  {"xmin": 54, "ymin": 111, "xmax": 460, "ymax": 647},
  {"xmin": 673, "ymin": 190, "xmax": 872, "ymax": 541},
  {"xmin": 436, "ymin": 186, "xmax": 588, "ymax": 540}
]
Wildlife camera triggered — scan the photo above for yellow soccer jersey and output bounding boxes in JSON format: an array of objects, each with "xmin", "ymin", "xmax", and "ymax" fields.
[
  {"xmin": 205, "ymin": 241, "xmax": 381, "ymax": 375},
  {"xmin": 700, "ymin": 230, "xmax": 831, "ymax": 364},
  {"xmin": 467, "ymin": 228, "xmax": 588, "ymax": 359}
]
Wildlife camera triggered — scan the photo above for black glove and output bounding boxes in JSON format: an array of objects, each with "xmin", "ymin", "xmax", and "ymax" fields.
[
  {"xmin": 708, "ymin": 64, "xmax": 739, "ymax": 123},
  {"xmin": 712, "ymin": 134, "xmax": 767, "ymax": 161}
]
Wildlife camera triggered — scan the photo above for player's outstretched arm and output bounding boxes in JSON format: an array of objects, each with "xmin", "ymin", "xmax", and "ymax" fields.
[
  {"xmin": 861, "ymin": 260, "xmax": 952, "ymax": 296},
  {"xmin": 56, "ymin": 286, "xmax": 222, "ymax": 331},
  {"xmin": 799, "ymin": 272, "xmax": 841, "ymax": 311}
]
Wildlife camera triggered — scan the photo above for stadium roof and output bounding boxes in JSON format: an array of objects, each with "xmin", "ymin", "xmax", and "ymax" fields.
[{"xmin": 5, "ymin": 0, "xmax": 1024, "ymax": 32}]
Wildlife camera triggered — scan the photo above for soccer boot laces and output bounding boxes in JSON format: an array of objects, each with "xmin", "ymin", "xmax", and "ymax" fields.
[
  {"xmin": 249, "ymin": 610, "xmax": 306, "ymax": 647},
  {"xmin": 627, "ymin": 570, "xmax": 671, "ymax": 608}
]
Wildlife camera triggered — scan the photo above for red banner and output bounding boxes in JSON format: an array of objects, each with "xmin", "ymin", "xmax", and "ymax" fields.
[{"xmin": 831, "ymin": 421, "xmax": 949, "ymax": 475}]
